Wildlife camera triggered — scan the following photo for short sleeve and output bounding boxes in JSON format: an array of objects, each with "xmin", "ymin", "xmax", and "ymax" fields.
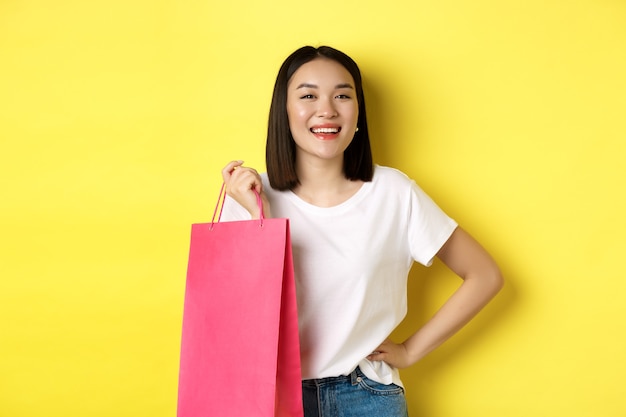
[{"xmin": 407, "ymin": 181, "xmax": 458, "ymax": 266}]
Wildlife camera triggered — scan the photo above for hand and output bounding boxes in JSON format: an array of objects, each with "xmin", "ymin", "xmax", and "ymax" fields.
[
  {"xmin": 221, "ymin": 160, "xmax": 270, "ymax": 219},
  {"xmin": 367, "ymin": 339, "xmax": 414, "ymax": 369}
]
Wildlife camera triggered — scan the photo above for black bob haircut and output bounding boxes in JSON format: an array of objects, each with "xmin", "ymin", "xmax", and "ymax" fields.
[{"xmin": 266, "ymin": 46, "xmax": 374, "ymax": 191}]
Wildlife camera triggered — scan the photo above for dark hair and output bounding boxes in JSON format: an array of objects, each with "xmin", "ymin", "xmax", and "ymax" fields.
[{"xmin": 266, "ymin": 46, "xmax": 374, "ymax": 191}]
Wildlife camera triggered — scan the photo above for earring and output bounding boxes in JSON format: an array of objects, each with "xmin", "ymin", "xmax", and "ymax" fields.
[{"xmin": 355, "ymin": 127, "xmax": 359, "ymax": 132}]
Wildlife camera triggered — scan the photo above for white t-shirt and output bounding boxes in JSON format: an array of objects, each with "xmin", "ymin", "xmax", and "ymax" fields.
[{"xmin": 221, "ymin": 165, "xmax": 458, "ymax": 387}]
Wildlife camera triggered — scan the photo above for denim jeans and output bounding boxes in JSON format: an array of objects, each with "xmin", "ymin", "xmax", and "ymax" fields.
[{"xmin": 302, "ymin": 366, "xmax": 408, "ymax": 417}]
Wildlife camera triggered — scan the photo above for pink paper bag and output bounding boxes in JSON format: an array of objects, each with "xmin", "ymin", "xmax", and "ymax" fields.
[{"xmin": 177, "ymin": 187, "xmax": 303, "ymax": 417}]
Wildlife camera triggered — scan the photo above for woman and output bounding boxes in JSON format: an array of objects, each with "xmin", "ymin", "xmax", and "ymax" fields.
[{"xmin": 221, "ymin": 46, "xmax": 503, "ymax": 417}]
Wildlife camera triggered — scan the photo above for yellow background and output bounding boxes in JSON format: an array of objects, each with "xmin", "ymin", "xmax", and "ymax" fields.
[{"xmin": 1, "ymin": 0, "xmax": 625, "ymax": 416}]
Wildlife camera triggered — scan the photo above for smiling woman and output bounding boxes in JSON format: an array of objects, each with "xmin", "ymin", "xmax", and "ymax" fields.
[
  {"xmin": 2, "ymin": 0, "xmax": 624, "ymax": 415},
  {"xmin": 264, "ymin": 46, "xmax": 374, "ymax": 192},
  {"xmin": 218, "ymin": 45, "xmax": 503, "ymax": 417},
  {"xmin": 286, "ymin": 59, "xmax": 359, "ymax": 169}
]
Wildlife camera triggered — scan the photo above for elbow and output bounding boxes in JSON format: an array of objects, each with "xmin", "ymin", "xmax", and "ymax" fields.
[
  {"xmin": 466, "ymin": 262, "xmax": 503, "ymax": 299},
  {"xmin": 486, "ymin": 265, "xmax": 504, "ymax": 297}
]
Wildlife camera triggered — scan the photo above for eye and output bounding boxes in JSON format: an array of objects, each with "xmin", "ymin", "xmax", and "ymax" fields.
[
  {"xmin": 300, "ymin": 94, "xmax": 315, "ymax": 99},
  {"xmin": 335, "ymin": 93, "xmax": 352, "ymax": 100}
]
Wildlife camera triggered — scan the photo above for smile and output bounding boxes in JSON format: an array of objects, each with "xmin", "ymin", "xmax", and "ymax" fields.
[{"xmin": 311, "ymin": 127, "xmax": 341, "ymax": 134}]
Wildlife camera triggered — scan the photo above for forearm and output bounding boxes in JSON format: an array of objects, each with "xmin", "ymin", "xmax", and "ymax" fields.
[{"xmin": 403, "ymin": 270, "xmax": 502, "ymax": 365}]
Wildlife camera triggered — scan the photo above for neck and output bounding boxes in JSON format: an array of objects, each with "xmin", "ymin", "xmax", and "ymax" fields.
[
  {"xmin": 294, "ymin": 156, "xmax": 362, "ymax": 208},
  {"xmin": 296, "ymin": 154, "xmax": 344, "ymax": 187}
]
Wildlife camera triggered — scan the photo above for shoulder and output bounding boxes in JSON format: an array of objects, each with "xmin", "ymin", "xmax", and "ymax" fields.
[
  {"xmin": 374, "ymin": 165, "xmax": 411, "ymax": 180},
  {"xmin": 261, "ymin": 172, "xmax": 279, "ymax": 194},
  {"xmin": 365, "ymin": 166, "xmax": 422, "ymax": 208},
  {"xmin": 261, "ymin": 172, "xmax": 288, "ymax": 202},
  {"xmin": 372, "ymin": 166, "xmax": 444, "ymax": 211},
  {"xmin": 372, "ymin": 165, "xmax": 415, "ymax": 189}
]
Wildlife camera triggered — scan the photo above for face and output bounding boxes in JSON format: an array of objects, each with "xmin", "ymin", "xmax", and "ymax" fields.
[{"xmin": 286, "ymin": 58, "xmax": 359, "ymax": 165}]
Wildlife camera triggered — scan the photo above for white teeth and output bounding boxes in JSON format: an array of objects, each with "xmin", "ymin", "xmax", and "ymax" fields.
[{"xmin": 311, "ymin": 127, "xmax": 340, "ymax": 133}]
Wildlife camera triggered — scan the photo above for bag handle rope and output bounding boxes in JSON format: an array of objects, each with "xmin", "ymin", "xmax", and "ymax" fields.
[{"xmin": 210, "ymin": 183, "xmax": 264, "ymax": 229}]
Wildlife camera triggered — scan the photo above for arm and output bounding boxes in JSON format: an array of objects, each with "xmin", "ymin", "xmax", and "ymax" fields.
[
  {"xmin": 368, "ymin": 227, "xmax": 503, "ymax": 368},
  {"xmin": 221, "ymin": 160, "xmax": 272, "ymax": 219}
]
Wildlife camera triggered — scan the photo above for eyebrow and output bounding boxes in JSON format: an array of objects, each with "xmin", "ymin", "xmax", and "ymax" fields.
[{"xmin": 296, "ymin": 83, "xmax": 355, "ymax": 90}]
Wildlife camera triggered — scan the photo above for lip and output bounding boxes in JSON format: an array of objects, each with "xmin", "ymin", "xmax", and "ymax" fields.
[{"xmin": 310, "ymin": 124, "xmax": 342, "ymax": 140}]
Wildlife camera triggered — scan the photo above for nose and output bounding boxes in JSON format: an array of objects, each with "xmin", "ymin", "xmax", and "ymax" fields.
[{"xmin": 317, "ymin": 97, "xmax": 338, "ymax": 118}]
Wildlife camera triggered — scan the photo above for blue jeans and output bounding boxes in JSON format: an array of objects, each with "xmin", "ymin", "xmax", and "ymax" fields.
[{"xmin": 302, "ymin": 367, "xmax": 408, "ymax": 417}]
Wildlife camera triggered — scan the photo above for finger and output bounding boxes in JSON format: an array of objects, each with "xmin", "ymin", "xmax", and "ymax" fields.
[
  {"xmin": 252, "ymin": 175, "xmax": 263, "ymax": 193},
  {"xmin": 366, "ymin": 339, "xmax": 391, "ymax": 361},
  {"xmin": 232, "ymin": 167, "xmax": 262, "ymax": 193},
  {"xmin": 367, "ymin": 351, "xmax": 386, "ymax": 361},
  {"xmin": 221, "ymin": 160, "xmax": 244, "ymax": 182}
]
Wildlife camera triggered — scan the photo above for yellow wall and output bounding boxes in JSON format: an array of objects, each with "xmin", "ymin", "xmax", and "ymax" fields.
[{"xmin": 1, "ymin": 0, "xmax": 625, "ymax": 416}]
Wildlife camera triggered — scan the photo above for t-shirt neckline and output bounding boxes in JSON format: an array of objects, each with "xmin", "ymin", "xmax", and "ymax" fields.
[{"xmin": 285, "ymin": 168, "xmax": 377, "ymax": 214}]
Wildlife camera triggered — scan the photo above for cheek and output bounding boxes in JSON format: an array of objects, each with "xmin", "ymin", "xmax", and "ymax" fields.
[
  {"xmin": 287, "ymin": 103, "xmax": 309, "ymax": 125},
  {"xmin": 349, "ymin": 103, "xmax": 359, "ymax": 120}
]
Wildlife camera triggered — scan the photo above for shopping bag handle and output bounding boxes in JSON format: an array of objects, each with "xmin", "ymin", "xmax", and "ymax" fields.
[{"xmin": 211, "ymin": 183, "xmax": 264, "ymax": 229}]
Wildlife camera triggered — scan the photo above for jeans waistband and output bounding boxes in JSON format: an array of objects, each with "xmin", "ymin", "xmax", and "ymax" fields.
[{"xmin": 302, "ymin": 367, "xmax": 364, "ymax": 387}]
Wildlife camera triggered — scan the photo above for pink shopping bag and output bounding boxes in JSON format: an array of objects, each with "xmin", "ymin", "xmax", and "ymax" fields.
[{"xmin": 177, "ymin": 185, "xmax": 303, "ymax": 417}]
